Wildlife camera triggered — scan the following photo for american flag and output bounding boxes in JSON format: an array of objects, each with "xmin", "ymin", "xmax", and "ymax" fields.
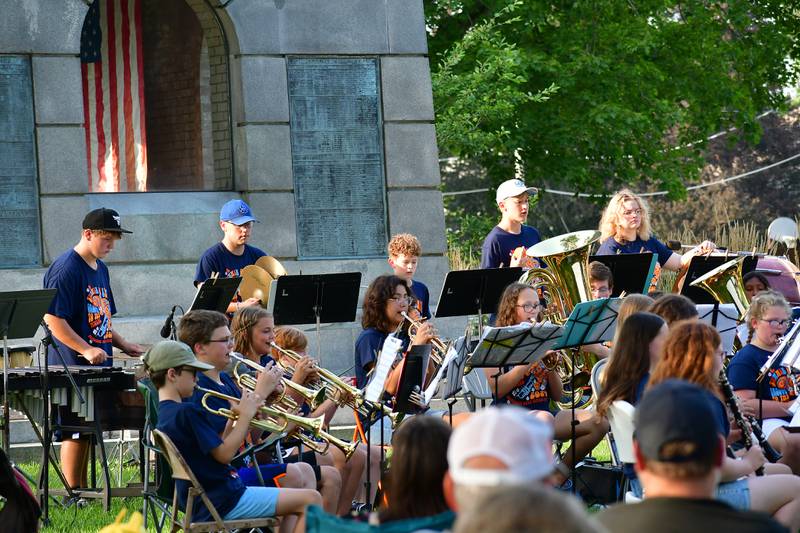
[{"xmin": 80, "ymin": 0, "xmax": 148, "ymax": 192}]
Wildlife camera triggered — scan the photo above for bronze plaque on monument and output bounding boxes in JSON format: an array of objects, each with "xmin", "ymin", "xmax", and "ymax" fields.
[
  {"xmin": 288, "ymin": 58, "xmax": 387, "ymax": 259},
  {"xmin": 0, "ymin": 56, "xmax": 40, "ymax": 267}
]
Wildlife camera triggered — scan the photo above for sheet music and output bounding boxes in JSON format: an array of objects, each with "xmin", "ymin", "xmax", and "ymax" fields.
[
  {"xmin": 364, "ymin": 335, "xmax": 403, "ymax": 403},
  {"xmin": 424, "ymin": 343, "xmax": 459, "ymax": 404},
  {"xmin": 469, "ymin": 322, "xmax": 563, "ymax": 368}
]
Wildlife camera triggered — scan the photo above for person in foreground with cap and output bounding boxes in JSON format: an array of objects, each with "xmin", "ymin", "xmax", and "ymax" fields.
[
  {"xmin": 147, "ymin": 340, "xmax": 321, "ymax": 533},
  {"xmin": 194, "ymin": 199, "xmax": 266, "ymax": 314},
  {"xmin": 480, "ymin": 179, "xmax": 542, "ymax": 269},
  {"xmin": 596, "ymin": 380, "xmax": 788, "ymax": 533},
  {"xmin": 43, "ymin": 207, "xmax": 145, "ymax": 490}
]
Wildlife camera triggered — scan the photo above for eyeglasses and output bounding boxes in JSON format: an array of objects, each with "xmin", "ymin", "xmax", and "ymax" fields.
[
  {"xmin": 591, "ymin": 287, "xmax": 611, "ymax": 296},
  {"xmin": 516, "ymin": 303, "xmax": 543, "ymax": 313},
  {"xmin": 621, "ymin": 209, "xmax": 643, "ymax": 217},
  {"xmin": 390, "ymin": 295, "xmax": 413, "ymax": 305},
  {"xmin": 208, "ymin": 337, "xmax": 233, "ymax": 344},
  {"xmin": 760, "ymin": 318, "xmax": 791, "ymax": 328}
]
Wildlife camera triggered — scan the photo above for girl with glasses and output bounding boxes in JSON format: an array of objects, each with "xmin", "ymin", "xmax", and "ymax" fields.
[
  {"xmin": 727, "ymin": 290, "xmax": 800, "ymax": 474},
  {"xmin": 486, "ymin": 282, "xmax": 607, "ymax": 486},
  {"xmin": 596, "ymin": 189, "xmax": 715, "ymax": 287}
]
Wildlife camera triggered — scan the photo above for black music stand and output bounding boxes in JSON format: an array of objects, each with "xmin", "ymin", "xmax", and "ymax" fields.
[
  {"xmin": 267, "ymin": 272, "xmax": 361, "ymax": 360},
  {"xmin": 189, "ymin": 276, "xmax": 242, "ymax": 313},
  {"xmin": 395, "ymin": 345, "xmax": 431, "ymax": 415},
  {"xmin": 434, "ymin": 267, "xmax": 523, "ymax": 332},
  {"xmin": 554, "ymin": 298, "xmax": 621, "ymax": 492},
  {"xmin": 680, "ymin": 254, "xmax": 757, "ymax": 304},
  {"xmin": 589, "ymin": 253, "xmax": 657, "ymax": 296},
  {"xmin": 0, "ymin": 289, "xmax": 57, "ymax": 451},
  {"xmin": 469, "ymin": 322, "xmax": 563, "ymax": 405}
]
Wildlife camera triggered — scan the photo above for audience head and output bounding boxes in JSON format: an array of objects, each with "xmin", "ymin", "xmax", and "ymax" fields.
[
  {"xmin": 361, "ymin": 275, "xmax": 412, "ymax": 332},
  {"xmin": 444, "ymin": 406, "xmax": 554, "ymax": 510},
  {"xmin": 453, "ymin": 485, "xmax": 601, "ymax": 533},
  {"xmin": 598, "ymin": 312, "xmax": 666, "ymax": 416},
  {"xmin": 380, "ymin": 416, "xmax": 452, "ymax": 522},
  {"xmin": 742, "ymin": 271, "xmax": 770, "ymax": 303},
  {"xmin": 599, "ymin": 188, "xmax": 652, "ymax": 241},
  {"xmin": 745, "ymin": 289, "xmax": 792, "ymax": 346},
  {"xmin": 588, "ymin": 261, "xmax": 614, "ymax": 299},
  {"xmin": 496, "ymin": 282, "xmax": 541, "ymax": 327},
  {"xmin": 650, "ymin": 294, "xmax": 698, "ymax": 327},
  {"xmin": 634, "ymin": 380, "xmax": 724, "ymax": 490},
  {"xmin": 649, "ymin": 321, "xmax": 722, "ymax": 393},
  {"xmin": 230, "ymin": 306, "xmax": 274, "ymax": 358}
]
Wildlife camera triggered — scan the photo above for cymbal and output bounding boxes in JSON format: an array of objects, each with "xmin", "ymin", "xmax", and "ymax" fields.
[
  {"xmin": 255, "ymin": 256, "xmax": 288, "ymax": 279},
  {"xmin": 239, "ymin": 265, "xmax": 273, "ymax": 306}
]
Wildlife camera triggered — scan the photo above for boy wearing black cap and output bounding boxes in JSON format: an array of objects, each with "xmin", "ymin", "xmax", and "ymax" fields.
[
  {"xmin": 194, "ymin": 199, "xmax": 266, "ymax": 314},
  {"xmin": 43, "ymin": 207, "xmax": 145, "ymax": 490},
  {"xmin": 596, "ymin": 380, "xmax": 787, "ymax": 533}
]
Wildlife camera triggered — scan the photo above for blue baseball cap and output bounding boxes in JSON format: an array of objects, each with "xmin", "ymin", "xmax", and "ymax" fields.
[{"xmin": 220, "ymin": 199, "xmax": 259, "ymax": 225}]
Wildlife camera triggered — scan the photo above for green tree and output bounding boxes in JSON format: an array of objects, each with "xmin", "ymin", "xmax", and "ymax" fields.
[{"xmin": 428, "ymin": 0, "xmax": 800, "ymax": 197}]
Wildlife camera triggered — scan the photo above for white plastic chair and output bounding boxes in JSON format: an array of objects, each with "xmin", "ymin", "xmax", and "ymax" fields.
[{"xmin": 606, "ymin": 400, "xmax": 641, "ymax": 502}]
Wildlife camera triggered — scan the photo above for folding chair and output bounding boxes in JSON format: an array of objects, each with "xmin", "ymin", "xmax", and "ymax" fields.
[
  {"xmin": 606, "ymin": 400, "xmax": 641, "ymax": 502},
  {"xmin": 138, "ymin": 379, "xmax": 173, "ymax": 533},
  {"xmin": 462, "ymin": 368, "xmax": 493, "ymax": 411},
  {"xmin": 152, "ymin": 429, "xmax": 278, "ymax": 533}
]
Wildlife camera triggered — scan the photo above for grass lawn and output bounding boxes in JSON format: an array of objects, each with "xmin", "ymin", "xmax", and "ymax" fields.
[{"xmin": 7, "ymin": 436, "xmax": 614, "ymax": 531}]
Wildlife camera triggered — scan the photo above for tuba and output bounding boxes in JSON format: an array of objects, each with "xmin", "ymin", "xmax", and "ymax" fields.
[
  {"xmin": 689, "ymin": 256, "xmax": 749, "ymax": 319},
  {"xmin": 518, "ymin": 230, "xmax": 601, "ymax": 409}
]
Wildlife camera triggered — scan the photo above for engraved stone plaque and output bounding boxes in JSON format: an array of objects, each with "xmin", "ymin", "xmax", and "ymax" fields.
[
  {"xmin": 288, "ymin": 58, "xmax": 387, "ymax": 258},
  {"xmin": 0, "ymin": 56, "xmax": 40, "ymax": 267}
]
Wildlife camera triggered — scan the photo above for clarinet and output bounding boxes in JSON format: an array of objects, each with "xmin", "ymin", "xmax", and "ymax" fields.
[{"xmin": 718, "ymin": 371, "xmax": 782, "ymax": 474}]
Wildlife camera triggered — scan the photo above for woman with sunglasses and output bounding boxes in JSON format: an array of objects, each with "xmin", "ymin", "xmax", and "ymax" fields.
[
  {"xmin": 728, "ymin": 290, "xmax": 800, "ymax": 474},
  {"xmin": 484, "ymin": 282, "xmax": 607, "ymax": 486},
  {"xmin": 596, "ymin": 189, "xmax": 714, "ymax": 287}
]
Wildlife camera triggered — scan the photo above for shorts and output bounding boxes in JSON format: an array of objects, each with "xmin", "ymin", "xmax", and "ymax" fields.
[
  {"xmin": 224, "ymin": 486, "xmax": 279, "ymax": 520},
  {"xmin": 716, "ymin": 478, "xmax": 750, "ymax": 510},
  {"xmin": 762, "ymin": 418, "xmax": 790, "ymax": 438},
  {"xmin": 237, "ymin": 463, "xmax": 288, "ymax": 487}
]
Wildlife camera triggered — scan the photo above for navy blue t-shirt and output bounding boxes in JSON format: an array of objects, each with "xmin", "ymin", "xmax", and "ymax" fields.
[
  {"xmin": 191, "ymin": 372, "xmax": 241, "ymax": 435},
  {"xmin": 480, "ymin": 225, "xmax": 542, "ymax": 269},
  {"xmin": 43, "ymin": 249, "xmax": 117, "ymax": 367},
  {"xmin": 728, "ymin": 344, "xmax": 797, "ymax": 421},
  {"xmin": 194, "ymin": 242, "xmax": 267, "ymax": 285},
  {"xmin": 354, "ymin": 328, "xmax": 389, "ymax": 389},
  {"xmin": 410, "ymin": 279, "xmax": 432, "ymax": 320},
  {"xmin": 596, "ymin": 236, "xmax": 673, "ymax": 267},
  {"xmin": 156, "ymin": 400, "xmax": 246, "ymax": 522}
]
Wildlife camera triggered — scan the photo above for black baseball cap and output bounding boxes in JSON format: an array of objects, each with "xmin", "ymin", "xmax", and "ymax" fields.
[
  {"xmin": 82, "ymin": 208, "xmax": 132, "ymax": 234},
  {"xmin": 634, "ymin": 379, "xmax": 721, "ymax": 464}
]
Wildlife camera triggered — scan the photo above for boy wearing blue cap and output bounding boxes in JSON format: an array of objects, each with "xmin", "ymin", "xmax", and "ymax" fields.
[{"xmin": 194, "ymin": 199, "xmax": 266, "ymax": 314}]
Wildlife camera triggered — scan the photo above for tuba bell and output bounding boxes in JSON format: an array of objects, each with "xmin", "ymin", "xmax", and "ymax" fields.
[{"xmin": 689, "ymin": 256, "xmax": 749, "ymax": 319}]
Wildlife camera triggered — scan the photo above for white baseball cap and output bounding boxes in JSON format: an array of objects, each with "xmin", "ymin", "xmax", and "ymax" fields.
[
  {"xmin": 496, "ymin": 179, "xmax": 538, "ymax": 204},
  {"xmin": 447, "ymin": 406, "xmax": 554, "ymax": 487}
]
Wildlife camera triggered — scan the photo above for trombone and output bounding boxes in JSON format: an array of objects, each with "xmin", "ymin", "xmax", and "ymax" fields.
[
  {"xmin": 230, "ymin": 352, "xmax": 327, "ymax": 409},
  {"xmin": 270, "ymin": 342, "xmax": 403, "ymax": 428},
  {"xmin": 196, "ymin": 385, "xmax": 358, "ymax": 460}
]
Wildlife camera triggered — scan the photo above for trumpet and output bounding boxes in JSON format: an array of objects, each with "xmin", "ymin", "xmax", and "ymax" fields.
[
  {"xmin": 196, "ymin": 385, "xmax": 358, "ymax": 460},
  {"xmin": 399, "ymin": 312, "xmax": 447, "ymax": 368},
  {"xmin": 230, "ymin": 352, "xmax": 327, "ymax": 409},
  {"xmin": 270, "ymin": 342, "xmax": 403, "ymax": 428}
]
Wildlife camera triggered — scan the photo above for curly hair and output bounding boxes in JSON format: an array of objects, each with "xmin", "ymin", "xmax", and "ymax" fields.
[
  {"xmin": 650, "ymin": 294, "xmax": 699, "ymax": 326},
  {"xmin": 496, "ymin": 282, "xmax": 538, "ymax": 327},
  {"xmin": 598, "ymin": 189, "xmax": 652, "ymax": 242},
  {"xmin": 597, "ymin": 311, "xmax": 665, "ymax": 417},
  {"xmin": 649, "ymin": 321, "xmax": 721, "ymax": 395},
  {"xmin": 388, "ymin": 233, "xmax": 422, "ymax": 258},
  {"xmin": 361, "ymin": 275, "xmax": 410, "ymax": 332},
  {"xmin": 745, "ymin": 290, "xmax": 792, "ymax": 343},
  {"xmin": 231, "ymin": 306, "xmax": 272, "ymax": 357}
]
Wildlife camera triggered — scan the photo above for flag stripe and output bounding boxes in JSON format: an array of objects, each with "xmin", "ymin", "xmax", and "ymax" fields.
[{"xmin": 81, "ymin": 0, "xmax": 147, "ymax": 192}]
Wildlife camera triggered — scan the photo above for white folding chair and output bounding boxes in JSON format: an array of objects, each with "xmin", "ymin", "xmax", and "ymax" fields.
[{"xmin": 606, "ymin": 400, "xmax": 641, "ymax": 503}]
